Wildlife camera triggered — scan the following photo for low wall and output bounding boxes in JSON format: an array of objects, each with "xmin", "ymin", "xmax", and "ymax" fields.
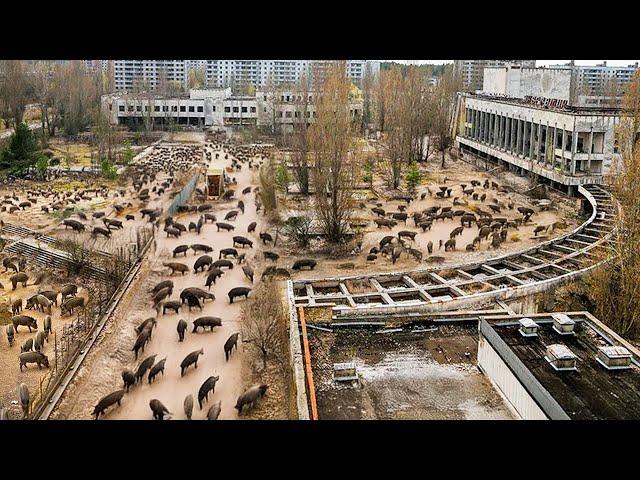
[{"xmin": 286, "ymin": 281, "xmax": 310, "ymax": 420}]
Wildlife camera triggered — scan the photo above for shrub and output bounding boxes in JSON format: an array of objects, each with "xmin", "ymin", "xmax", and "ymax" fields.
[{"xmin": 100, "ymin": 159, "xmax": 118, "ymax": 180}]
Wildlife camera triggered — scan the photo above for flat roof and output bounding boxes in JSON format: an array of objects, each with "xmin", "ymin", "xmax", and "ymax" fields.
[
  {"xmin": 484, "ymin": 315, "xmax": 640, "ymax": 420},
  {"xmin": 309, "ymin": 324, "xmax": 514, "ymax": 420},
  {"xmin": 465, "ymin": 93, "xmax": 622, "ymax": 115}
]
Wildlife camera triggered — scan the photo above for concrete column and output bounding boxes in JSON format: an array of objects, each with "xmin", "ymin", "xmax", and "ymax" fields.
[
  {"xmin": 528, "ymin": 122, "xmax": 535, "ymax": 160},
  {"xmin": 472, "ymin": 109, "xmax": 477, "ymax": 139},
  {"xmin": 588, "ymin": 129, "xmax": 593, "ymax": 172},
  {"xmin": 516, "ymin": 119, "xmax": 522, "ymax": 156},
  {"xmin": 485, "ymin": 111, "xmax": 490, "ymax": 143},
  {"xmin": 552, "ymin": 124, "xmax": 558, "ymax": 169},
  {"xmin": 561, "ymin": 128, "xmax": 566, "ymax": 171},
  {"xmin": 505, "ymin": 117, "xmax": 511, "ymax": 152},
  {"xmin": 571, "ymin": 129, "xmax": 578, "ymax": 175},
  {"xmin": 535, "ymin": 123, "xmax": 542, "ymax": 163}
]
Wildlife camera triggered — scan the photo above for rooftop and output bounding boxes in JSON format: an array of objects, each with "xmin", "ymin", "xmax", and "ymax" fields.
[
  {"xmin": 309, "ymin": 324, "xmax": 515, "ymax": 420},
  {"xmin": 483, "ymin": 313, "xmax": 640, "ymax": 420},
  {"xmin": 466, "ymin": 92, "xmax": 622, "ymax": 115}
]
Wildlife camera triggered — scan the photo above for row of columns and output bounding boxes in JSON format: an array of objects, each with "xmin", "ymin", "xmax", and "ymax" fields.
[{"xmin": 465, "ymin": 108, "xmax": 577, "ymax": 175}]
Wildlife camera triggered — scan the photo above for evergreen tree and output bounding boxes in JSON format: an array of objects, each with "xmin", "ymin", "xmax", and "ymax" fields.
[{"xmin": 0, "ymin": 122, "xmax": 44, "ymax": 174}]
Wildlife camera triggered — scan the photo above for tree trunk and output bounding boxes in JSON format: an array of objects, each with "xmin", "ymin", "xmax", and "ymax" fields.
[{"xmin": 441, "ymin": 148, "xmax": 446, "ymax": 169}]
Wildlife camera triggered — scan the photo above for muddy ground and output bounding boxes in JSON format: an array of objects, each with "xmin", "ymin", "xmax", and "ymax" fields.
[
  {"xmin": 263, "ymin": 153, "xmax": 579, "ymax": 281},
  {"xmin": 52, "ymin": 143, "xmax": 281, "ymax": 420},
  {"xmin": 0, "ymin": 265, "xmax": 90, "ymax": 419},
  {"xmin": 309, "ymin": 325, "xmax": 515, "ymax": 420},
  {"xmin": 6, "ymin": 136, "xmax": 582, "ymax": 420}
]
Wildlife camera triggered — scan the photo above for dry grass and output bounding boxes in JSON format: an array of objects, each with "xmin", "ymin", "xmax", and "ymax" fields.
[
  {"xmin": 47, "ymin": 141, "xmax": 94, "ymax": 167},
  {"xmin": 510, "ymin": 233, "xmax": 521, "ymax": 242}
]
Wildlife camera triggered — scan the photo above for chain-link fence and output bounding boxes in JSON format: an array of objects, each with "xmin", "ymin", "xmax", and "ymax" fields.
[{"xmin": 25, "ymin": 228, "xmax": 155, "ymax": 419}]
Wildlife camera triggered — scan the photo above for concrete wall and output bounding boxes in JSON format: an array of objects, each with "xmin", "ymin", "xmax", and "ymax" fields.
[
  {"xmin": 478, "ymin": 333, "xmax": 547, "ymax": 420},
  {"xmin": 483, "ymin": 68, "xmax": 508, "ymax": 95},
  {"xmin": 479, "ymin": 320, "xmax": 570, "ymax": 419},
  {"xmin": 520, "ymin": 68, "xmax": 572, "ymax": 101},
  {"xmin": 286, "ymin": 281, "xmax": 310, "ymax": 420}
]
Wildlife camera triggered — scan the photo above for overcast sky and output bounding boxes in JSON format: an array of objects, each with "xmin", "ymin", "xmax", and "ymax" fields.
[{"xmin": 394, "ymin": 60, "xmax": 639, "ymax": 67}]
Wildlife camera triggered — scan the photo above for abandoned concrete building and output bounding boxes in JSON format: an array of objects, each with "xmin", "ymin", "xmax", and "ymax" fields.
[
  {"xmin": 454, "ymin": 60, "xmax": 537, "ymax": 92},
  {"xmin": 455, "ymin": 65, "xmax": 622, "ymax": 194},
  {"xmin": 101, "ymin": 87, "xmax": 364, "ymax": 133},
  {"xmin": 478, "ymin": 312, "xmax": 640, "ymax": 420}
]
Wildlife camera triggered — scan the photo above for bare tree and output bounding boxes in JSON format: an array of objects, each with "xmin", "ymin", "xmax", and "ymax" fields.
[
  {"xmin": 241, "ymin": 280, "xmax": 287, "ymax": 368},
  {"xmin": 381, "ymin": 66, "xmax": 429, "ymax": 188},
  {"xmin": 290, "ymin": 74, "xmax": 311, "ymax": 194},
  {"xmin": 432, "ymin": 65, "xmax": 462, "ymax": 168},
  {"xmin": 586, "ymin": 70, "xmax": 640, "ymax": 337},
  {"xmin": 0, "ymin": 60, "xmax": 30, "ymax": 130},
  {"xmin": 308, "ymin": 62, "xmax": 358, "ymax": 242}
]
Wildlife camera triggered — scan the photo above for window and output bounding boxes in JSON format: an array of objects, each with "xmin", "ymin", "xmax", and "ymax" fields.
[
  {"xmin": 251, "ymin": 106, "xmax": 256, "ymax": 113},
  {"xmin": 212, "ymin": 106, "xmax": 216, "ymax": 112},
  {"xmin": 189, "ymin": 106, "xmax": 195, "ymax": 112},
  {"xmin": 241, "ymin": 107, "xmax": 247, "ymax": 113},
  {"xmin": 180, "ymin": 106, "xmax": 186, "ymax": 112},
  {"xmin": 278, "ymin": 111, "xmax": 283, "ymax": 118},
  {"xmin": 263, "ymin": 107, "xmax": 267, "ymax": 113},
  {"xmin": 119, "ymin": 105, "xmax": 125, "ymax": 112},
  {"xmin": 128, "ymin": 105, "xmax": 134, "ymax": 112},
  {"xmin": 197, "ymin": 106, "xmax": 203, "ymax": 112},
  {"xmin": 225, "ymin": 107, "xmax": 231, "ymax": 113},
  {"xmin": 233, "ymin": 107, "xmax": 239, "ymax": 113},
  {"xmin": 154, "ymin": 106, "xmax": 160, "ymax": 112},
  {"xmin": 162, "ymin": 106, "xmax": 168, "ymax": 112},
  {"xmin": 285, "ymin": 111, "xmax": 292, "ymax": 118},
  {"xmin": 172, "ymin": 106, "xmax": 177, "ymax": 112}
]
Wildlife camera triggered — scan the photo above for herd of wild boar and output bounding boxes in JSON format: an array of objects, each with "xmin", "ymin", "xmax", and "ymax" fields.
[
  {"xmin": 92, "ymin": 143, "xmax": 279, "ymax": 420},
  {"xmin": 363, "ymin": 178, "xmax": 565, "ymax": 265}
]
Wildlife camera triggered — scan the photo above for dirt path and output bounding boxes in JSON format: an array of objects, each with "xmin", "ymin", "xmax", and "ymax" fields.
[{"xmin": 52, "ymin": 145, "xmax": 268, "ymax": 420}]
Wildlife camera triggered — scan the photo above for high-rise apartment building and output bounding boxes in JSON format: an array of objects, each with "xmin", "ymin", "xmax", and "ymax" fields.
[{"xmin": 113, "ymin": 60, "xmax": 189, "ymax": 91}]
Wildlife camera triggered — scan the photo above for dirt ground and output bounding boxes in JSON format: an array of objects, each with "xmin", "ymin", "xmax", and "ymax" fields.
[
  {"xmin": 309, "ymin": 325, "xmax": 515, "ymax": 420},
  {"xmin": 262, "ymin": 153, "xmax": 580, "ymax": 282},
  {"xmin": 0, "ymin": 266, "xmax": 90, "ymax": 419},
  {"xmin": 4, "ymin": 137, "xmax": 583, "ymax": 420},
  {"xmin": 52, "ymin": 143, "xmax": 280, "ymax": 420}
]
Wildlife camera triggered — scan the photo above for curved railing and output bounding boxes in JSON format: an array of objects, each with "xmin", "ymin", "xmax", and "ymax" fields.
[{"xmin": 291, "ymin": 184, "xmax": 615, "ymax": 316}]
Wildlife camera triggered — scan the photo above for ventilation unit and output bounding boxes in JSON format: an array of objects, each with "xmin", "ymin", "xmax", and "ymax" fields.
[
  {"xmin": 545, "ymin": 344, "xmax": 578, "ymax": 371},
  {"xmin": 518, "ymin": 317, "xmax": 539, "ymax": 337},
  {"xmin": 552, "ymin": 313, "xmax": 575, "ymax": 336},
  {"xmin": 596, "ymin": 346, "xmax": 633, "ymax": 370}
]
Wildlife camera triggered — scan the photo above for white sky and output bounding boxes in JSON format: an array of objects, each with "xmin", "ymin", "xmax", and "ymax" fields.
[{"xmin": 394, "ymin": 60, "xmax": 639, "ymax": 67}]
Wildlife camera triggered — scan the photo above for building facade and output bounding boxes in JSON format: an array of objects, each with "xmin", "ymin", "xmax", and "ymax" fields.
[
  {"xmin": 205, "ymin": 60, "xmax": 381, "ymax": 90},
  {"xmin": 454, "ymin": 64, "xmax": 623, "ymax": 192},
  {"xmin": 113, "ymin": 60, "xmax": 190, "ymax": 91},
  {"xmin": 454, "ymin": 60, "xmax": 536, "ymax": 92},
  {"xmin": 455, "ymin": 94, "xmax": 620, "ymax": 192},
  {"xmin": 547, "ymin": 61, "xmax": 639, "ymax": 106},
  {"xmin": 101, "ymin": 88, "xmax": 363, "ymax": 132}
]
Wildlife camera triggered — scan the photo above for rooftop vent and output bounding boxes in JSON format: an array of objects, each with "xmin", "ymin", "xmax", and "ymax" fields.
[
  {"xmin": 333, "ymin": 362, "xmax": 358, "ymax": 383},
  {"xmin": 545, "ymin": 344, "xmax": 578, "ymax": 371},
  {"xmin": 596, "ymin": 346, "xmax": 633, "ymax": 370},
  {"xmin": 518, "ymin": 317, "xmax": 539, "ymax": 337},
  {"xmin": 552, "ymin": 313, "xmax": 576, "ymax": 336}
]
